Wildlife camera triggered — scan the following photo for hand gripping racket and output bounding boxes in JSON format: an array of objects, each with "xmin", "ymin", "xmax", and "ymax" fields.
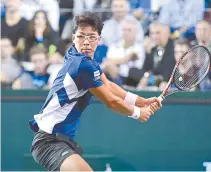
[{"xmin": 158, "ymin": 45, "xmax": 211, "ymax": 101}]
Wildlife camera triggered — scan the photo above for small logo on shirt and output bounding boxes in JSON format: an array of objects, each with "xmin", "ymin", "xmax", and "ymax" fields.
[
  {"xmin": 61, "ymin": 151, "xmax": 69, "ymax": 156},
  {"xmin": 94, "ymin": 70, "xmax": 100, "ymax": 77},
  {"xmin": 94, "ymin": 75, "xmax": 101, "ymax": 81}
]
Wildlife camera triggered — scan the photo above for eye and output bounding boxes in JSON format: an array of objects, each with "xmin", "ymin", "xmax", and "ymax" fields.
[
  {"xmin": 90, "ymin": 36, "xmax": 97, "ymax": 40},
  {"xmin": 77, "ymin": 35, "xmax": 84, "ymax": 39}
]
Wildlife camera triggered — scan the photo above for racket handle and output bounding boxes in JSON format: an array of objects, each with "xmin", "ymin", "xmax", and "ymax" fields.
[{"xmin": 158, "ymin": 95, "xmax": 164, "ymax": 102}]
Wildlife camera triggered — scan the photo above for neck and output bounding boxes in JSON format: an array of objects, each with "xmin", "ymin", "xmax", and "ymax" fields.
[
  {"xmin": 124, "ymin": 40, "xmax": 134, "ymax": 48},
  {"xmin": 35, "ymin": 30, "xmax": 44, "ymax": 38},
  {"xmin": 113, "ymin": 16, "xmax": 123, "ymax": 22},
  {"xmin": 159, "ymin": 38, "xmax": 169, "ymax": 48}
]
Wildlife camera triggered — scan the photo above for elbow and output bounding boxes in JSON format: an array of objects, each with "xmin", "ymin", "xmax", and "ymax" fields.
[{"xmin": 106, "ymin": 97, "xmax": 121, "ymax": 110}]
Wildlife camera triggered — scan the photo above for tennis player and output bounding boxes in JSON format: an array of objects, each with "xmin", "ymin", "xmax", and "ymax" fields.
[{"xmin": 29, "ymin": 12, "xmax": 162, "ymax": 171}]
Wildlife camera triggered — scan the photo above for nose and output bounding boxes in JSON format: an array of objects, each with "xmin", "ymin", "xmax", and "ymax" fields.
[{"xmin": 83, "ymin": 37, "xmax": 90, "ymax": 46}]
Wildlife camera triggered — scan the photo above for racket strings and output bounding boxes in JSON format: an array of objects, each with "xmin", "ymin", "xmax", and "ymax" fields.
[{"xmin": 174, "ymin": 47, "xmax": 210, "ymax": 90}]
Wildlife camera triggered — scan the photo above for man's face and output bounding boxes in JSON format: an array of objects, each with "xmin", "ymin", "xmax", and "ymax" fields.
[
  {"xmin": 111, "ymin": 0, "xmax": 129, "ymax": 21},
  {"xmin": 31, "ymin": 53, "xmax": 48, "ymax": 75},
  {"xmin": 122, "ymin": 20, "xmax": 137, "ymax": 42},
  {"xmin": 174, "ymin": 44, "xmax": 189, "ymax": 62},
  {"xmin": 195, "ymin": 22, "xmax": 211, "ymax": 45},
  {"xmin": 150, "ymin": 24, "xmax": 169, "ymax": 46},
  {"xmin": 0, "ymin": 38, "xmax": 14, "ymax": 59},
  {"xmin": 72, "ymin": 26, "xmax": 100, "ymax": 58},
  {"xmin": 4, "ymin": 0, "xmax": 20, "ymax": 13}
]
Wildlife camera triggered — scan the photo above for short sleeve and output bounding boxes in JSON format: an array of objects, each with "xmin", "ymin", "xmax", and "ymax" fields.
[{"xmin": 79, "ymin": 58, "xmax": 103, "ymax": 90}]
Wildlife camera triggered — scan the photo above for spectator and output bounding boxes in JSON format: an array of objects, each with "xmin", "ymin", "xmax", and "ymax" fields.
[
  {"xmin": 159, "ymin": 39, "xmax": 191, "ymax": 90},
  {"xmin": 101, "ymin": 0, "xmax": 130, "ymax": 45},
  {"xmin": 12, "ymin": 46, "xmax": 50, "ymax": 90},
  {"xmin": 137, "ymin": 22, "xmax": 175, "ymax": 90},
  {"xmin": 159, "ymin": 0, "xmax": 204, "ymax": 41},
  {"xmin": 195, "ymin": 20, "xmax": 211, "ymax": 51},
  {"xmin": 102, "ymin": 16, "xmax": 145, "ymax": 86},
  {"xmin": 24, "ymin": 10, "xmax": 63, "ymax": 62},
  {"xmin": 20, "ymin": 0, "xmax": 60, "ymax": 31},
  {"xmin": 195, "ymin": 20, "xmax": 211, "ymax": 91},
  {"xmin": 1, "ymin": 37, "xmax": 22, "ymax": 88},
  {"xmin": 1, "ymin": 0, "xmax": 28, "ymax": 53}
]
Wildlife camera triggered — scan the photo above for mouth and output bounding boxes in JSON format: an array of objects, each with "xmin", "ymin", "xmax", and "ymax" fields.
[{"xmin": 81, "ymin": 49, "xmax": 92, "ymax": 54}]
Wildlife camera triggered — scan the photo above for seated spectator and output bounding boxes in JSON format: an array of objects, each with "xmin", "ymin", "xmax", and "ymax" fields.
[
  {"xmin": 195, "ymin": 20, "xmax": 211, "ymax": 91},
  {"xmin": 102, "ymin": 0, "xmax": 144, "ymax": 46},
  {"xmin": 159, "ymin": 0, "xmax": 204, "ymax": 41},
  {"xmin": 1, "ymin": 0, "xmax": 28, "ymax": 59},
  {"xmin": 1, "ymin": 37, "xmax": 22, "ymax": 88},
  {"xmin": 101, "ymin": 0, "xmax": 130, "ymax": 45},
  {"xmin": 159, "ymin": 39, "xmax": 191, "ymax": 90},
  {"xmin": 20, "ymin": 0, "xmax": 60, "ymax": 32},
  {"xmin": 195, "ymin": 20, "xmax": 211, "ymax": 51},
  {"xmin": 102, "ymin": 16, "xmax": 145, "ymax": 86},
  {"xmin": 12, "ymin": 46, "xmax": 50, "ymax": 89},
  {"xmin": 24, "ymin": 10, "xmax": 63, "ymax": 61},
  {"xmin": 137, "ymin": 22, "xmax": 175, "ymax": 90}
]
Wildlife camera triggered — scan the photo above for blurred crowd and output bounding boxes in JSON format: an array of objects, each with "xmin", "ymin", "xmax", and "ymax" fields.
[{"xmin": 1, "ymin": 0, "xmax": 211, "ymax": 91}]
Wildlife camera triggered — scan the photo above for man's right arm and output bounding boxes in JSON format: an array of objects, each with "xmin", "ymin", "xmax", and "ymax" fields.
[{"xmin": 89, "ymin": 84, "xmax": 154, "ymax": 122}]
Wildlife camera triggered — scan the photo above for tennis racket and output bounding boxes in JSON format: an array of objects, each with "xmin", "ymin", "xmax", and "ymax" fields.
[{"xmin": 158, "ymin": 45, "xmax": 211, "ymax": 101}]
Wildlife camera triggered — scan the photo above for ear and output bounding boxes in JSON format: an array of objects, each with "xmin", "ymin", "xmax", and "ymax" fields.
[
  {"xmin": 97, "ymin": 36, "xmax": 102, "ymax": 45},
  {"xmin": 72, "ymin": 34, "xmax": 75, "ymax": 42}
]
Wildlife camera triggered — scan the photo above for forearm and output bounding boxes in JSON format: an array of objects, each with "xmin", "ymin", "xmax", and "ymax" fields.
[
  {"xmin": 108, "ymin": 81, "xmax": 146, "ymax": 107},
  {"xmin": 107, "ymin": 81, "xmax": 127, "ymax": 99},
  {"xmin": 107, "ymin": 95, "xmax": 135, "ymax": 117},
  {"xmin": 108, "ymin": 54, "xmax": 131, "ymax": 65}
]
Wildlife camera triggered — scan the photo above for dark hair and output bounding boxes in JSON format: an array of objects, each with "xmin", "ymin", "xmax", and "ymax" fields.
[
  {"xmin": 175, "ymin": 39, "xmax": 191, "ymax": 48},
  {"xmin": 29, "ymin": 45, "xmax": 48, "ymax": 57},
  {"xmin": 28, "ymin": 10, "xmax": 52, "ymax": 38},
  {"xmin": 72, "ymin": 12, "xmax": 104, "ymax": 35}
]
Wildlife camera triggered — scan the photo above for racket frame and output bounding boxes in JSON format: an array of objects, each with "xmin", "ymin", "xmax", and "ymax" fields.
[{"xmin": 158, "ymin": 45, "xmax": 211, "ymax": 101}]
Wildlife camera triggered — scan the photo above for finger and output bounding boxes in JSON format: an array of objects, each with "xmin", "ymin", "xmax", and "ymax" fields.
[
  {"xmin": 148, "ymin": 109, "xmax": 154, "ymax": 116},
  {"xmin": 152, "ymin": 103, "xmax": 160, "ymax": 111},
  {"xmin": 140, "ymin": 118, "xmax": 147, "ymax": 123},
  {"xmin": 149, "ymin": 104, "xmax": 157, "ymax": 112}
]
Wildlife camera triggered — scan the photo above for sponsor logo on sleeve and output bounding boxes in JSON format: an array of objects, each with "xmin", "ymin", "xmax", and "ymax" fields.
[{"xmin": 94, "ymin": 70, "xmax": 101, "ymax": 81}]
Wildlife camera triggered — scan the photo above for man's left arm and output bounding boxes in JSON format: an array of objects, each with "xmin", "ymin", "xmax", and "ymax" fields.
[{"xmin": 100, "ymin": 73, "xmax": 161, "ymax": 107}]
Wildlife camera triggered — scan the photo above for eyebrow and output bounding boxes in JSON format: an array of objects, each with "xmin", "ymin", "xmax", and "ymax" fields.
[{"xmin": 77, "ymin": 32, "xmax": 97, "ymax": 36}]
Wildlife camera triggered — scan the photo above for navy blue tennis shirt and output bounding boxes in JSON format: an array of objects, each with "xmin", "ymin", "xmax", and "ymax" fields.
[{"xmin": 29, "ymin": 44, "xmax": 103, "ymax": 140}]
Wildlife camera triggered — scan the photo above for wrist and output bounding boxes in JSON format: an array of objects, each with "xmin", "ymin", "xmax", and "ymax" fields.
[
  {"xmin": 128, "ymin": 106, "xmax": 140, "ymax": 119},
  {"xmin": 124, "ymin": 91, "xmax": 138, "ymax": 105},
  {"xmin": 135, "ymin": 96, "xmax": 146, "ymax": 107}
]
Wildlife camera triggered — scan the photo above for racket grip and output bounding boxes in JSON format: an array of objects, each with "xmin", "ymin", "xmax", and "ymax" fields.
[{"xmin": 158, "ymin": 95, "xmax": 164, "ymax": 102}]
